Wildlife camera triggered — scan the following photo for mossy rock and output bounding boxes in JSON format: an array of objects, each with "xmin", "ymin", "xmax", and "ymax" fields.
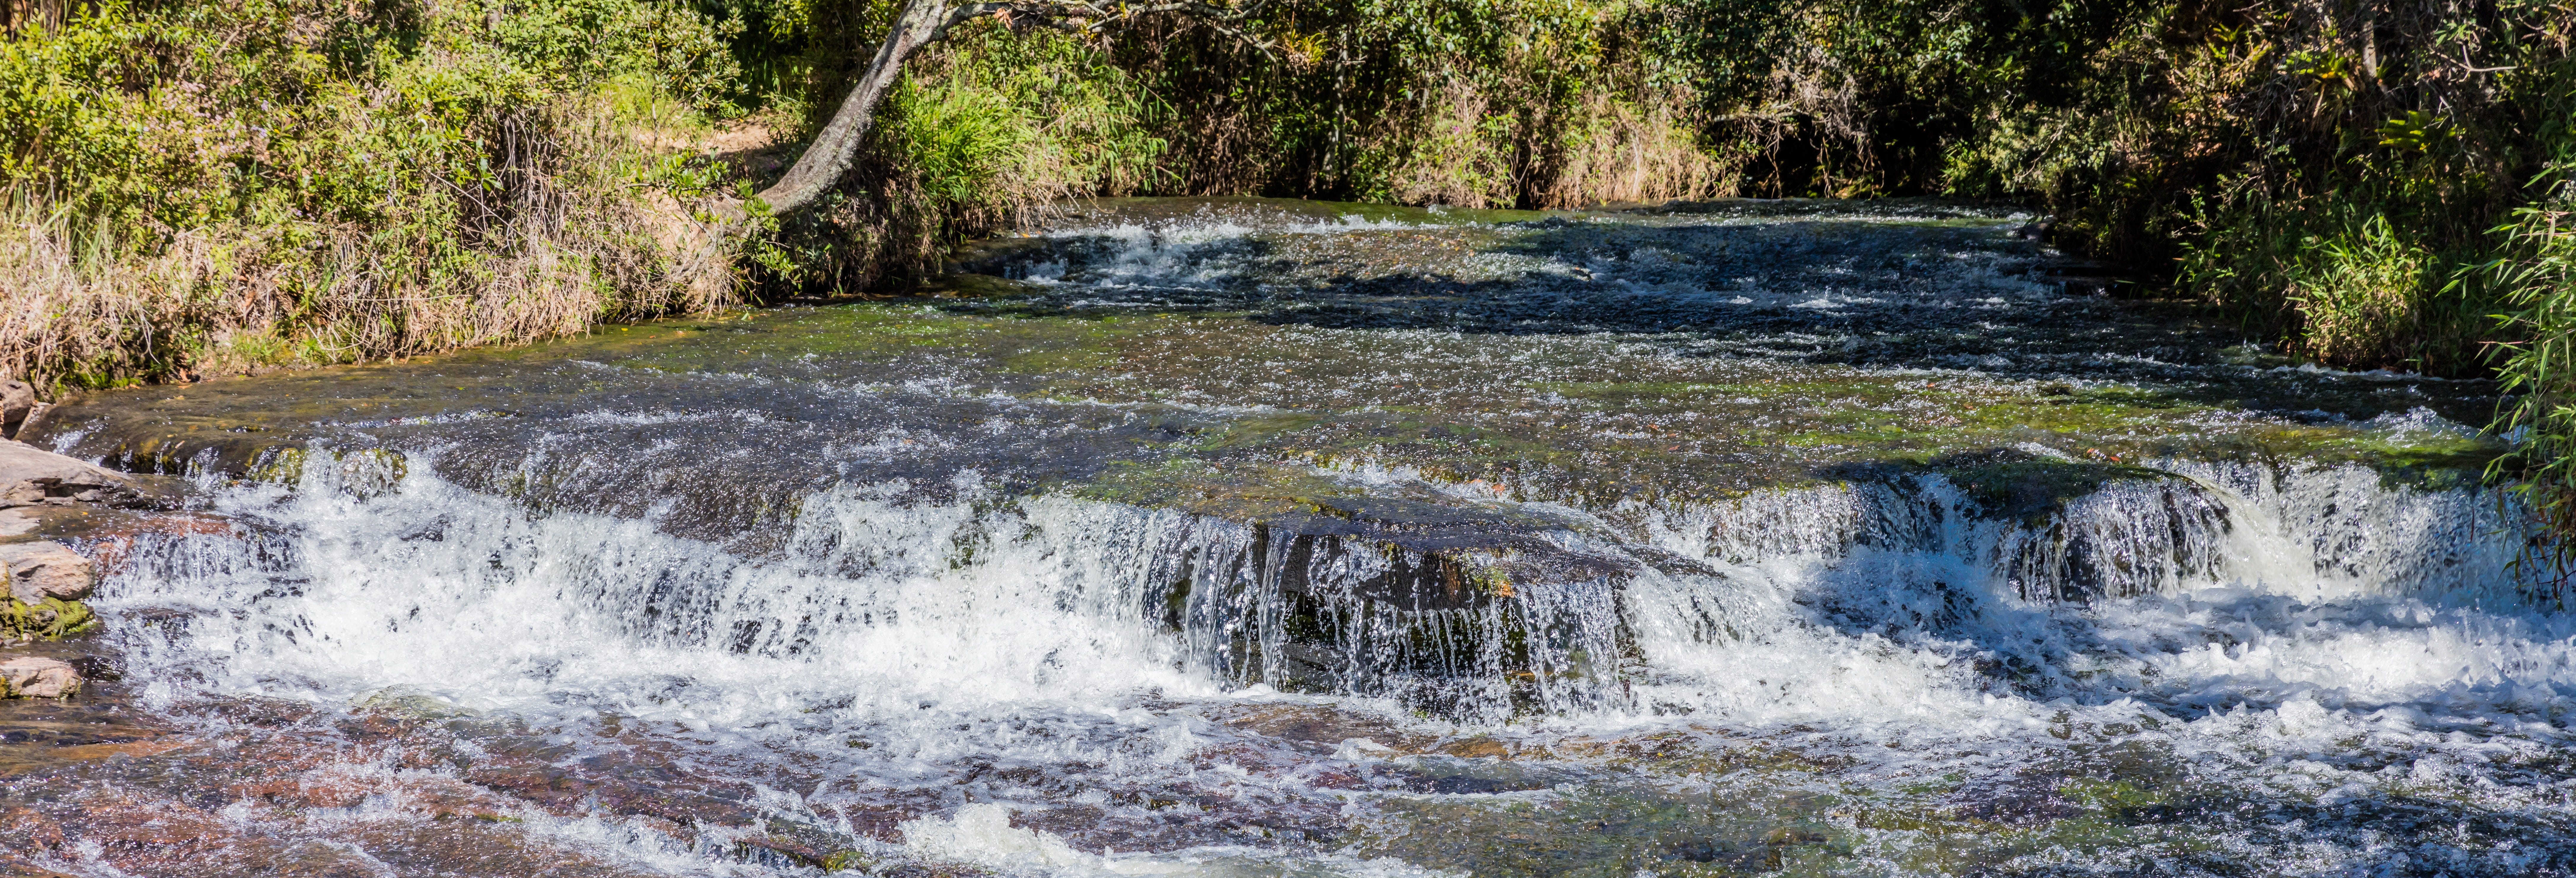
[
  {"xmin": 1828, "ymin": 449, "xmax": 2183, "ymax": 525},
  {"xmin": 353, "ymin": 686, "xmax": 476, "ymax": 721},
  {"xmin": 1, "ymin": 597, "xmax": 98, "ymax": 641},
  {"xmin": 243, "ymin": 445, "xmax": 308, "ymax": 485},
  {"xmin": 247, "ymin": 446, "xmax": 409, "ymax": 498}
]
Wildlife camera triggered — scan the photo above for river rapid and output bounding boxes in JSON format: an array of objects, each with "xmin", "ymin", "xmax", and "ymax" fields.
[{"xmin": 0, "ymin": 197, "xmax": 2564, "ymax": 877}]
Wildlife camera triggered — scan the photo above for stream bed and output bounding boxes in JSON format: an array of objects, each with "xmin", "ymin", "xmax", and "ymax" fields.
[{"xmin": 0, "ymin": 197, "xmax": 2564, "ymax": 877}]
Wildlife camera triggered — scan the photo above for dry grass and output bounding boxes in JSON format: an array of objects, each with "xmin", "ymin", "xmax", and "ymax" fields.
[
  {"xmin": 0, "ymin": 96, "xmax": 738, "ymax": 389},
  {"xmin": 1539, "ymin": 92, "xmax": 1729, "ymax": 207},
  {"xmin": 1357, "ymin": 80, "xmax": 1722, "ymax": 210},
  {"xmin": 1365, "ymin": 82, "xmax": 1515, "ymax": 208}
]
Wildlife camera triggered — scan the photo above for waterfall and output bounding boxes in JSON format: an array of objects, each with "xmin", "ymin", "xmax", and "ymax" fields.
[
  {"xmin": 102, "ymin": 443, "xmax": 2539, "ymax": 731},
  {"xmin": 31, "ymin": 198, "xmax": 2567, "ymax": 877}
]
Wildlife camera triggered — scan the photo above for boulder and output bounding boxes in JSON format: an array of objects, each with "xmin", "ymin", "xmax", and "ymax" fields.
[
  {"xmin": 0, "ymin": 440, "xmax": 133, "ymax": 506},
  {"xmin": 0, "ymin": 380, "xmax": 31, "ymax": 439},
  {"xmin": 0, "ymin": 656, "xmax": 81, "ymax": 698},
  {"xmin": 0, "ymin": 541, "xmax": 94, "ymax": 602}
]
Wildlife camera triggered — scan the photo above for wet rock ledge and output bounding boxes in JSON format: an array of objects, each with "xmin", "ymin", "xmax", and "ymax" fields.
[{"xmin": 0, "ymin": 439, "xmax": 163, "ymax": 698}]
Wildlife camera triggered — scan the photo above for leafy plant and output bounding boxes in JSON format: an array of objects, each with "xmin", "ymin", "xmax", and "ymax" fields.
[
  {"xmin": 2490, "ymin": 165, "xmax": 2576, "ymax": 571},
  {"xmin": 2287, "ymin": 215, "xmax": 2435, "ymax": 368}
]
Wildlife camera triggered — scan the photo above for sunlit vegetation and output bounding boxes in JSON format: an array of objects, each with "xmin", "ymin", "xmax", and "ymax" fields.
[{"xmin": 3, "ymin": 0, "xmax": 2575, "ymax": 523}]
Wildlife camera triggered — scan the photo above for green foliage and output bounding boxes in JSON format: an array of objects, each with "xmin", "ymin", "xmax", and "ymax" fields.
[
  {"xmin": 721, "ymin": 0, "xmax": 1729, "ymax": 298},
  {"xmin": 2287, "ymin": 215, "xmax": 2438, "ymax": 368},
  {"xmin": 7, "ymin": 0, "xmax": 2576, "ymax": 516},
  {"xmin": 0, "ymin": 0, "xmax": 748, "ymax": 387},
  {"xmin": 1, "ymin": 0, "xmax": 742, "ymax": 229},
  {"xmin": 2491, "ymin": 163, "xmax": 2576, "ymax": 565},
  {"xmin": 892, "ymin": 77, "xmax": 1030, "ymax": 208}
]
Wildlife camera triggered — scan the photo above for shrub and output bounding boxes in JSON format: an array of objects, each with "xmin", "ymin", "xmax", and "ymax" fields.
[
  {"xmin": 0, "ymin": 0, "xmax": 747, "ymax": 388},
  {"xmin": 2287, "ymin": 215, "xmax": 2435, "ymax": 369},
  {"xmin": 2492, "ymin": 164, "xmax": 2576, "ymax": 561}
]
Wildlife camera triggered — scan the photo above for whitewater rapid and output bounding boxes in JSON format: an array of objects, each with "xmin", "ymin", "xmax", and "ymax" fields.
[
  {"xmin": 71, "ymin": 443, "xmax": 2566, "ymax": 874},
  {"xmin": 24, "ymin": 198, "xmax": 2562, "ymax": 877}
]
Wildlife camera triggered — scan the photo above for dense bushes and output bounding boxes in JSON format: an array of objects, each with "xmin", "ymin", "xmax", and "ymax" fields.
[
  {"xmin": 0, "ymin": 0, "xmax": 743, "ymax": 386},
  {"xmin": 6, "ymin": 0, "xmax": 2576, "ymax": 498},
  {"xmin": 1635, "ymin": 0, "xmax": 2573, "ymax": 374},
  {"xmin": 724, "ymin": 0, "xmax": 1731, "ymax": 292}
]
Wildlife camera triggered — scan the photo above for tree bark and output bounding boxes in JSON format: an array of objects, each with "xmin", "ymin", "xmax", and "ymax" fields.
[
  {"xmin": 751, "ymin": 0, "xmax": 961, "ymax": 216},
  {"xmin": 734, "ymin": 0, "xmax": 1258, "ymax": 219}
]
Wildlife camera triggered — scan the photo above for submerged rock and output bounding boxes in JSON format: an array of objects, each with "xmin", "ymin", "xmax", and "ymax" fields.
[
  {"xmin": 0, "ymin": 541, "xmax": 95, "ymax": 603},
  {"xmin": 352, "ymin": 687, "xmax": 477, "ymax": 721},
  {"xmin": 0, "ymin": 656, "xmax": 82, "ymax": 698}
]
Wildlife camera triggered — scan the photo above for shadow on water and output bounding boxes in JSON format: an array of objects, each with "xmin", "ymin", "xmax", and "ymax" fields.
[{"xmin": 943, "ymin": 217, "xmax": 2494, "ymax": 424}]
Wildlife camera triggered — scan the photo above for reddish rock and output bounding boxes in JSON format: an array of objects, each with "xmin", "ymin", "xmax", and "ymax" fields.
[
  {"xmin": 0, "ymin": 542, "xmax": 94, "ymax": 603},
  {"xmin": 1, "ymin": 806, "xmax": 64, "ymax": 850},
  {"xmin": 0, "ymin": 657, "xmax": 81, "ymax": 698},
  {"xmin": 64, "ymin": 512, "xmax": 236, "ymax": 579},
  {"xmin": 69, "ymin": 792, "xmax": 225, "ymax": 857}
]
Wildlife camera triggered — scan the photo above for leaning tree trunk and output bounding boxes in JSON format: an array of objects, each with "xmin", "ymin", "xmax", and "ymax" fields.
[
  {"xmin": 752, "ymin": 0, "xmax": 960, "ymax": 216},
  {"xmin": 731, "ymin": 0, "xmax": 1260, "ymax": 219},
  {"xmin": 676, "ymin": 0, "xmax": 1256, "ymax": 290}
]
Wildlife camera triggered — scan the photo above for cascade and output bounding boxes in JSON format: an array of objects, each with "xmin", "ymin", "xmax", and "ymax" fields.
[{"xmin": 11, "ymin": 197, "xmax": 2568, "ymax": 877}]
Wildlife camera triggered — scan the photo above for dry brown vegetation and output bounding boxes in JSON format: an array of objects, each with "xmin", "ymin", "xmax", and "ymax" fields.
[
  {"xmin": 0, "ymin": 99, "xmax": 736, "ymax": 386},
  {"xmin": 0, "ymin": 0, "xmax": 751, "ymax": 389}
]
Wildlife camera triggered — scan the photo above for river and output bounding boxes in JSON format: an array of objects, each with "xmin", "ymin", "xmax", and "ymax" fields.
[{"xmin": 0, "ymin": 197, "xmax": 2562, "ymax": 877}]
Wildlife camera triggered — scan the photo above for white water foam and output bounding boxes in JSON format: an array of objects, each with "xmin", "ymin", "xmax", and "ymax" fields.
[{"xmin": 94, "ymin": 446, "xmax": 2576, "ymax": 874}]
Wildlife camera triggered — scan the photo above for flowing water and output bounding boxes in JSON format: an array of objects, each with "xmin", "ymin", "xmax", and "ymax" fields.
[{"xmin": 1, "ymin": 197, "xmax": 2564, "ymax": 877}]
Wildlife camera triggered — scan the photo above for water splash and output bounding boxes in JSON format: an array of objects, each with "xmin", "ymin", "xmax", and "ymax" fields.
[{"xmin": 34, "ymin": 197, "xmax": 2567, "ymax": 876}]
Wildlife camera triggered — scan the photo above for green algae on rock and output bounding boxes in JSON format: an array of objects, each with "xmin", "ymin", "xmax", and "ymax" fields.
[{"xmin": 0, "ymin": 596, "xmax": 97, "ymax": 642}]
